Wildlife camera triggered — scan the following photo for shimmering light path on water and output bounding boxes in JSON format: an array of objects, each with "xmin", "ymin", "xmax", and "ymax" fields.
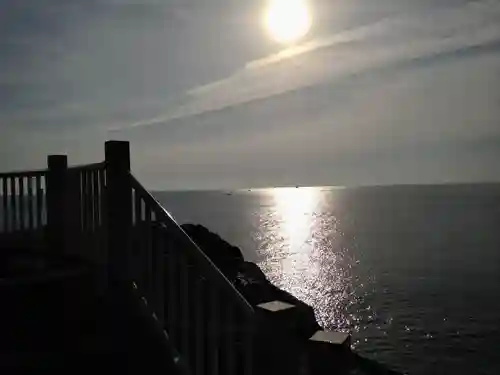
[{"xmin": 156, "ymin": 185, "xmax": 500, "ymax": 374}]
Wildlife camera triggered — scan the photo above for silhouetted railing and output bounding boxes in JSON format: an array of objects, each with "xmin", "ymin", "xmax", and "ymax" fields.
[
  {"xmin": 66, "ymin": 162, "xmax": 107, "ymax": 262},
  {"xmin": 129, "ymin": 174, "xmax": 255, "ymax": 375},
  {"xmin": 0, "ymin": 141, "xmax": 257, "ymax": 374},
  {"xmin": 0, "ymin": 170, "xmax": 47, "ymax": 233}
]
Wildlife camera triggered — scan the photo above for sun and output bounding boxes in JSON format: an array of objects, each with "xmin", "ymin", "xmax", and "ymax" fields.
[{"xmin": 264, "ymin": 0, "xmax": 312, "ymax": 44}]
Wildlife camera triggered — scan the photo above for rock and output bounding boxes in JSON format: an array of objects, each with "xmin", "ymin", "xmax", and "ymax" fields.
[
  {"xmin": 181, "ymin": 224, "xmax": 321, "ymax": 340},
  {"xmin": 235, "ymin": 261, "xmax": 268, "ymax": 287},
  {"xmin": 181, "ymin": 224, "xmax": 244, "ymax": 280},
  {"xmin": 234, "ymin": 261, "xmax": 321, "ymax": 339}
]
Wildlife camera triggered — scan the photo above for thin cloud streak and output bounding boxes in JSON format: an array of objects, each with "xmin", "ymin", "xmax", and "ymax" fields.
[{"xmin": 120, "ymin": 0, "xmax": 500, "ymax": 131}]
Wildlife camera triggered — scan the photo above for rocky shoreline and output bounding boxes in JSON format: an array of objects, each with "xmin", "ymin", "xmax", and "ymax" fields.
[
  {"xmin": 181, "ymin": 224, "xmax": 402, "ymax": 375},
  {"xmin": 182, "ymin": 224, "xmax": 322, "ymax": 338}
]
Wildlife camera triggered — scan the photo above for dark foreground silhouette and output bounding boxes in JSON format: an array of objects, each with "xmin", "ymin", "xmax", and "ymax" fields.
[
  {"xmin": 0, "ymin": 249, "xmax": 181, "ymax": 373},
  {"xmin": 0, "ymin": 228, "xmax": 402, "ymax": 374}
]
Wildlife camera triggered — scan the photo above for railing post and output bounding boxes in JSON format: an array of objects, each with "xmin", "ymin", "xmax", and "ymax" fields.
[
  {"xmin": 105, "ymin": 140, "xmax": 132, "ymax": 280},
  {"xmin": 65, "ymin": 169, "xmax": 83, "ymax": 258},
  {"xmin": 46, "ymin": 155, "xmax": 68, "ymax": 255}
]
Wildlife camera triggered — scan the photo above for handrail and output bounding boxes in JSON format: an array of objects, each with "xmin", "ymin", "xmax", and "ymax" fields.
[
  {"xmin": 128, "ymin": 172, "xmax": 256, "ymax": 374},
  {"xmin": 0, "ymin": 141, "xmax": 257, "ymax": 374},
  {"xmin": 129, "ymin": 173, "xmax": 254, "ymax": 316}
]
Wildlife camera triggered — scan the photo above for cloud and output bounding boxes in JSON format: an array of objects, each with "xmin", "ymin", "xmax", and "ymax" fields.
[{"xmin": 121, "ymin": 0, "xmax": 500, "ymax": 130}]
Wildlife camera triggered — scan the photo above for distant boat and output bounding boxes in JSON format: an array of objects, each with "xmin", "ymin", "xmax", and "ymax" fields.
[{"xmin": 296, "ymin": 185, "xmax": 299, "ymax": 188}]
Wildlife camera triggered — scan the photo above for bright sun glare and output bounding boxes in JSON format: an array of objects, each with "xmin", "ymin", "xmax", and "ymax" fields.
[{"xmin": 264, "ymin": 0, "xmax": 312, "ymax": 44}]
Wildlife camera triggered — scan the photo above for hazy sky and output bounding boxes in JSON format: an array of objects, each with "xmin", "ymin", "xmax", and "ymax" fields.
[{"xmin": 2, "ymin": 0, "xmax": 500, "ymax": 189}]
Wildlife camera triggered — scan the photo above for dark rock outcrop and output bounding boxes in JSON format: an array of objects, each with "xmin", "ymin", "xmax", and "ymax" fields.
[
  {"xmin": 181, "ymin": 223, "xmax": 321, "ymax": 340},
  {"xmin": 179, "ymin": 224, "xmax": 403, "ymax": 375},
  {"xmin": 181, "ymin": 224, "xmax": 244, "ymax": 281},
  {"xmin": 234, "ymin": 261, "xmax": 321, "ymax": 339}
]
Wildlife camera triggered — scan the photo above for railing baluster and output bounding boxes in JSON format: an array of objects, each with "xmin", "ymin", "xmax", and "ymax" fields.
[
  {"xmin": 28, "ymin": 176, "xmax": 35, "ymax": 230},
  {"xmin": 209, "ymin": 287, "xmax": 220, "ymax": 375},
  {"xmin": 90, "ymin": 170, "xmax": 96, "ymax": 231},
  {"xmin": 83, "ymin": 169, "xmax": 94, "ymax": 262},
  {"xmin": 151, "ymin": 212, "xmax": 158, "ymax": 311},
  {"xmin": 23, "ymin": 176, "xmax": 29, "ymax": 230},
  {"xmin": 131, "ymin": 189, "xmax": 136, "ymax": 226},
  {"xmin": 78, "ymin": 171, "xmax": 86, "ymax": 252},
  {"xmin": 18, "ymin": 176, "xmax": 25, "ymax": 230},
  {"xmin": 76, "ymin": 171, "xmax": 82, "ymax": 232},
  {"xmin": 9, "ymin": 177, "xmax": 16, "ymax": 231},
  {"xmin": 145, "ymin": 205, "xmax": 153, "ymax": 301},
  {"xmin": 167, "ymin": 230, "xmax": 179, "ymax": 347},
  {"xmin": 87, "ymin": 170, "xmax": 91, "ymax": 228},
  {"xmin": 194, "ymin": 276, "xmax": 206, "ymax": 375},
  {"xmin": 138, "ymin": 201, "xmax": 147, "ymax": 295},
  {"xmin": 224, "ymin": 305, "xmax": 236, "ymax": 375},
  {"xmin": 75, "ymin": 170, "xmax": 85, "ymax": 258},
  {"xmin": 86, "ymin": 170, "xmax": 92, "ymax": 231},
  {"xmin": 81, "ymin": 170, "xmax": 87, "ymax": 232},
  {"xmin": 129, "ymin": 188, "xmax": 135, "ymax": 268},
  {"xmin": 133, "ymin": 194, "xmax": 142, "ymax": 284},
  {"xmin": 36, "ymin": 175, "xmax": 43, "ymax": 228},
  {"xmin": 84, "ymin": 170, "xmax": 90, "ymax": 232},
  {"xmin": 87, "ymin": 170, "xmax": 94, "ymax": 232},
  {"xmin": 91, "ymin": 170, "xmax": 99, "ymax": 260},
  {"xmin": 243, "ymin": 321, "xmax": 254, "ymax": 375},
  {"xmin": 26, "ymin": 176, "xmax": 32, "ymax": 230},
  {"xmin": 152, "ymin": 222, "xmax": 165, "ymax": 327},
  {"xmin": 186, "ymin": 264, "xmax": 197, "ymax": 374},
  {"xmin": 134, "ymin": 189, "xmax": 142, "ymax": 227},
  {"xmin": 2, "ymin": 177, "xmax": 8, "ymax": 232},
  {"xmin": 98, "ymin": 168, "xmax": 106, "ymax": 262},
  {"xmin": 92, "ymin": 170, "xmax": 99, "ymax": 230},
  {"xmin": 130, "ymin": 189, "xmax": 137, "ymax": 279},
  {"xmin": 27, "ymin": 176, "xmax": 33, "ymax": 230},
  {"xmin": 180, "ymin": 254, "xmax": 191, "ymax": 367},
  {"xmin": 141, "ymin": 201, "xmax": 147, "ymax": 289},
  {"xmin": 86, "ymin": 170, "xmax": 91, "ymax": 232},
  {"xmin": 98, "ymin": 169, "xmax": 104, "ymax": 227}
]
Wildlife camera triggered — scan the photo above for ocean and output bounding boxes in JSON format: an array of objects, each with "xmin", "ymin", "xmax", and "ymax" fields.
[{"xmin": 154, "ymin": 184, "xmax": 500, "ymax": 375}]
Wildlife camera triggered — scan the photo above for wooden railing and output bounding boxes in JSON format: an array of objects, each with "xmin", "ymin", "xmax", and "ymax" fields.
[
  {"xmin": 0, "ymin": 170, "xmax": 47, "ymax": 233},
  {"xmin": 66, "ymin": 162, "xmax": 107, "ymax": 262},
  {"xmin": 0, "ymin": 141, "xmax": 257, "ymax": 374},
  {"xmin": 129, "ymin": 174, "xmax": 255, "ymax": 375}
]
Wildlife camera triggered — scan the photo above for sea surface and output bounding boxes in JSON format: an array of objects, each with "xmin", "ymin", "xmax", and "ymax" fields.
[{"xmin": 154, "ymin": 184, "xmax": 500, "ymax": 375}]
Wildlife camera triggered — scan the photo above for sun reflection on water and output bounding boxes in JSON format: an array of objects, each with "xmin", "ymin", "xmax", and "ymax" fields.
[
  {"xmin": 273, "ymin": 187, "xmax": 319, "ymax": 254},
  {"xmin": 256, "ymin": 187, "xmax": 360, "ymax": 331}
]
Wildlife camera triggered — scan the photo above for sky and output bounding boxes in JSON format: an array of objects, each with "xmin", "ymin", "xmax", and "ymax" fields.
[{"xmin": 2, "ymin": 0, "xmax": 500, "ymax": 189}]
